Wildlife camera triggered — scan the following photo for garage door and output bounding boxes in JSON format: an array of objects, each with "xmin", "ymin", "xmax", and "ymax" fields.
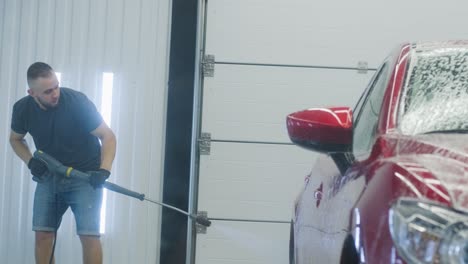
[
  {"xmin": 192, "ymin": 0, "xmax": 468, "ymax": 263},
  {"xmin": 189, "ymin": 0, "xmax": 467, "ymax": 264},
  {"xmin": 191, "ymin": 1, "xmax": 374, "ymax": 263}
]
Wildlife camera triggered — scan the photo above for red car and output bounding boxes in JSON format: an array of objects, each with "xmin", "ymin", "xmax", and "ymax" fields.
[{"xmin": 287, "ymin": 41, "xmax": 468, "ymax": 264}]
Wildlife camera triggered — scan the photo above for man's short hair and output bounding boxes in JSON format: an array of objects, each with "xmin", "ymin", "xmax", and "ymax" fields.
[{"xmin": 27, "ymin": 62, "xmax": 54, "ymax": 86}]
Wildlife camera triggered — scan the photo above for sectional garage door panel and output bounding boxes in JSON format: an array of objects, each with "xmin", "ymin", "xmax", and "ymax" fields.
[
  {"xmin": 198, "ymin": 142, "xmax": 315, "ymax": 221},
  {"xmin": 195, "ymin": 1, "xmax": 468, "ymax": 264},
  {"xmin": 206, "ymin": 0, "xmax": 468, "ymax": 67},
  {"xmin": 195, "ymin": 221, "xmax": 290, "ymax": 264},
  {"xmin": 202, "ymin": 64, "xmax": 373, "ymax": 143}
]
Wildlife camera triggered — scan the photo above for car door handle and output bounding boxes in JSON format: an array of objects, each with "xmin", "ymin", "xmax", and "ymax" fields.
[
  {"xmin": 314, "ymin": 183, "xmax": 323, "ymax": 208},
  {"xmin": 314, "ymin": 190, "xmax": 323, "ymax": 200}
]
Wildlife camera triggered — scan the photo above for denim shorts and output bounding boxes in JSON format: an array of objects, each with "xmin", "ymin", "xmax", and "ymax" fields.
[{"xmin": 33, "ymin": 174, "xmax": 103, "ymax": 236}]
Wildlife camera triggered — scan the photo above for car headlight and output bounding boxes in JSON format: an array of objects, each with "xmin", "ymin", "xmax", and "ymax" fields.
[{"xmin": 389, "ymin": 198, "xmax": 468, "ymax": 264}]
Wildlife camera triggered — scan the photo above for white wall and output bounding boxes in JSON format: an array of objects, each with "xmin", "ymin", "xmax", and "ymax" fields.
[{"xmin": 0, "ymin": 0, "xmax": 171, "ymax": 263}]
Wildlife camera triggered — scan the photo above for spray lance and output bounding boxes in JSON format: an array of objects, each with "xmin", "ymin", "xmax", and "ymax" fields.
[{"xmin": 33, "ymin": 150, "xmax": 211, "ymax": 227}]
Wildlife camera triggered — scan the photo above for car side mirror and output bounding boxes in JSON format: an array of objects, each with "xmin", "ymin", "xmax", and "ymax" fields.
[{"xmin": 287, "ymin": 107, "xmax": 353, "ymax": 153}]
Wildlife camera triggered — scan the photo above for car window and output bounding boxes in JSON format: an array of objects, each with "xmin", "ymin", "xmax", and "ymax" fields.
[
  {"xmin": 353, "ymin": 63, "xmax": 389, "ymax": 158},
  {"xmin": 399, "ymin": 47, "xmax": 468, "ymax": 134},
  {"xmin": 353, "ymin": 75, "xmax": 377, "ymax": 123}
]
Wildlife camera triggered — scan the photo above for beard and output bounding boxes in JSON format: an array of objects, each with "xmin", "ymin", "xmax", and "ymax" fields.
[{"xmin": 36, "ymin": 97, "xmax": 59, "ymax": 110}]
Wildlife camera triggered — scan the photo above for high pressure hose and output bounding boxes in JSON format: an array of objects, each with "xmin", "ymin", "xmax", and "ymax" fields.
[{"xmin": 33, "ymin": 150, "xmax": 212, "ymax": 228}]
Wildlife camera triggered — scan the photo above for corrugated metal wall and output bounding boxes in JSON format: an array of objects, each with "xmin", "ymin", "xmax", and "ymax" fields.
[{"xmin": 0, "ymin": 0, "xmax": 171, "ymax": 263}]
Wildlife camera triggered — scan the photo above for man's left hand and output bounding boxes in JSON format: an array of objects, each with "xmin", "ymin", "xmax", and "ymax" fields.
[{"xmin": 88, "ymin": 169, "xmax": 110, "ymax": 189}]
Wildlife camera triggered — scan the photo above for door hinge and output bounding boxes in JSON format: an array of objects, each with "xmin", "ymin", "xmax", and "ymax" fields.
[
  {"xmin": 199, "ymin": 132, "xmax": 211, "ymax": 155},
  {"xmin": 357, "ymin": 61, "xmax": 368, "ymax": 74},
  {"xmin": 196, "ymin": 211, "xmax": 208, "ymax": 234},
  {"xmin": 202, "ymin": 54, "xmax": 215, "ymax": 77}
]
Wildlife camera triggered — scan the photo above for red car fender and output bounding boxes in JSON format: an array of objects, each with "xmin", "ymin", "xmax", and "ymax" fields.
[{"xmin": 350, "ymin": 161, "xmax": 451, "ymax": 263}]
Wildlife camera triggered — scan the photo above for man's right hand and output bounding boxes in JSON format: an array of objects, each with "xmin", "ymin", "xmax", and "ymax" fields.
[{"xmin": 28, "ymin": 157, "xmax": 48, "ymax": 182}]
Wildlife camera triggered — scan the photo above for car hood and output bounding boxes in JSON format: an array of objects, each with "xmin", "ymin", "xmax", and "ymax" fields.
[{"xmin": 382, "ymin": 133, "xmax": 468, "ymax": 212}]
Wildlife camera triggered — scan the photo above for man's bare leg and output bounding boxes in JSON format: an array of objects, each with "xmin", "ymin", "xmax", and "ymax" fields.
[
  {"xmin": 35, "ymin": 231, "xmax": 55, "ymax": 264},
  {"xmin": 80, "ymin": 235, "xmax": 102, "ymax": 264}
]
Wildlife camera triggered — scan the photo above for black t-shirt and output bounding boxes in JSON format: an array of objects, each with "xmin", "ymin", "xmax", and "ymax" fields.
[{"xmin": 11, "ymin": 87, "xmax": 103, "ymax": 171}]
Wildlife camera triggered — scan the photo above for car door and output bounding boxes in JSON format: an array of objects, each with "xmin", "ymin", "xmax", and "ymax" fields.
[{"xmin": 296, "ymin": 62, "xmax": 391, "ymax": 264}]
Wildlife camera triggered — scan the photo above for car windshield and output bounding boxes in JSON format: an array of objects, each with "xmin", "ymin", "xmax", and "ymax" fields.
[{"xmin": 399, "ymin": 44, "xmax": 468, "ymax": 135}]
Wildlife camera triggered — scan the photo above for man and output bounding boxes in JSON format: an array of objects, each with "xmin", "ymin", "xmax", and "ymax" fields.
[{"xmin": 9, "ymin": 62, "xmax": 116, "ymax": 264}]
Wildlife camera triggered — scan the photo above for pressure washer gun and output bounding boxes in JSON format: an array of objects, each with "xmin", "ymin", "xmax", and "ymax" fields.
[{"xmin": 33, "ymin": 150, "xmax": 211, "ymax": 227}]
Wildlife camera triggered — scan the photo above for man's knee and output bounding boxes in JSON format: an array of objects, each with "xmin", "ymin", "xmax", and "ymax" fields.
[
  {"xmin": 80, "ymin": 235, "xmax": 103, "ymax": 264},
  {"xmin": 35, "ymin": 231, "xmax": 55, "ymax": 245},
  {"xmin": 79, "ymin": 235, "xmax": 101, "ymax": 246}
]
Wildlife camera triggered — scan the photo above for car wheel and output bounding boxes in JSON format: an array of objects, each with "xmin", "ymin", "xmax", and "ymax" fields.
[
  {"xmin": 289, "ymin": 221, "xmax": 295, "ymax": 264},
  {"xmin": 340, "ymin": 235, "xmax": 359, "ymax": 264}
]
